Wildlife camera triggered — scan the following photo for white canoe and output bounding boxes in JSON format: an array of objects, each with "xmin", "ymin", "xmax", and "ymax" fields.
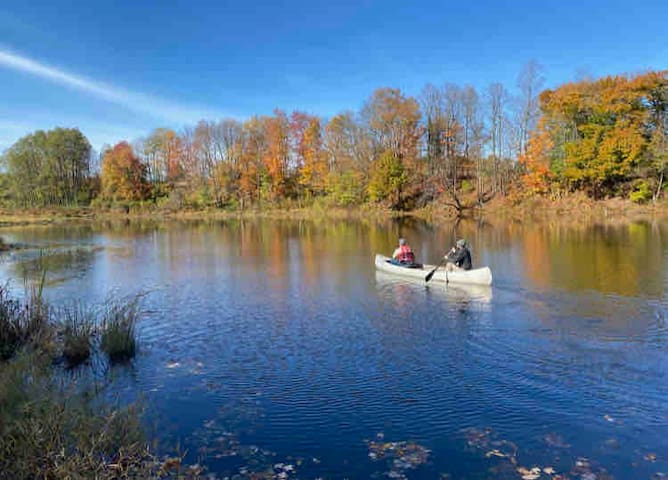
[
  {"xmin": 374, "ymin": 254, "xmax": 493, "ymax": 286},
  {"xmin": 375, "ymin": 270, "xmax": 493, "ymax": 304}
]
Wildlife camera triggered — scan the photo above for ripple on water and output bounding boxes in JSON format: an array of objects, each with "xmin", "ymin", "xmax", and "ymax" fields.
[{"xmin": 3, "ymin": 221, "xmax": 668, "ymax": 479}]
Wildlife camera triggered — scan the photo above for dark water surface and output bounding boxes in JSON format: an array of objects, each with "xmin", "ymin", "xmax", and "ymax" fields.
[{"xmin": 1, "ymin": 218, "xmax": 667, "ymax": 479}]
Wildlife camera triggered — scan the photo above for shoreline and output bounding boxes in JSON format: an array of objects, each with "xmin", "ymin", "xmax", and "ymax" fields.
[{"xmin": 1, "ymin": 195, "xmax": 667, "ymax": 228}]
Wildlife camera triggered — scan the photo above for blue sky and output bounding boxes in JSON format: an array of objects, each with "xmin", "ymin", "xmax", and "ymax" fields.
[{"xmin": 1, "ymin": 0, "xmax": 666, "ymax": 151}]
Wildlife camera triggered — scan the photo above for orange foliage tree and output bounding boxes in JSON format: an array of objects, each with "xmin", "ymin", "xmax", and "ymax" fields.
[
  {"xmin": 100, "ymin": 142, "xmax": 148, "ymax": 201},
  {"xmin": 519, "ymin": 117, "xmax": 553, "ymax": 195},
  {"xmin": 290, "ymin": 112, "xmax": 327, "ymax": 197},
  {"xmin": 263, "ymin": 110, "xmax": 291, "ymax": 201}
]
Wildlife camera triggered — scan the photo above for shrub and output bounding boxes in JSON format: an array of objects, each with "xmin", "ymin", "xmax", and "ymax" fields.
[{"xmin": 630, "ymin": 180, "xmax": 653, "ymax": 204}]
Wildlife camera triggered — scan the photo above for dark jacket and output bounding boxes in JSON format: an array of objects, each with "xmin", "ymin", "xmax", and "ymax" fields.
[{"xmin": 446, "ymin": 246, "xmax": 472, "ymax": 270}]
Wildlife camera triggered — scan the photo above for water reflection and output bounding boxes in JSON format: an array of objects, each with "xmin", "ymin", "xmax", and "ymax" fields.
[
  {"xmin": 0, "ymin": 217, "xmax": 666, "ymax": 479},
  {"xmin": 374, "ymin": 270, "xmax": 493, "ymax": 306}
]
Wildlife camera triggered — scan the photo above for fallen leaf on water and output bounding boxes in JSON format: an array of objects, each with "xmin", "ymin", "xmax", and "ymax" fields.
[
  {"xmin": 485, "ymin": 449, "xmax": 507, "ymax": 458},
  {"xmin": 516, "ymin": 466, "xmax": 541, "ymax": 480}
]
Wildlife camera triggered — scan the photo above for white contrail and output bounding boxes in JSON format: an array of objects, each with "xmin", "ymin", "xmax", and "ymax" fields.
[{"xmin": 0, "ymin": 48, "xmax": 224, "ymax": 123}]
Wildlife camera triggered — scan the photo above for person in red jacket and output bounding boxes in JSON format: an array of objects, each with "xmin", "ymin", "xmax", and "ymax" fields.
[{"xmin": 392, "ymin": 238, "xmax": 415, "ymax": 265}]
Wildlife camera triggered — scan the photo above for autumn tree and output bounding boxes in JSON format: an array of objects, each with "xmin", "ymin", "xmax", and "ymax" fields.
[
  {"xmin": 363, "ymin": 88, "xmax": 421, "ymax": 160},
  {"xmin": 523, "ymin": 70, "xmax": 667, "ymax": 198},
  {"xmin": 420, "ymin": 84, "xmax": 446, "ymax": 182},
  {"xmin": 263, "ymin": 110, "xmax": 291, "ymax": 201},
  {"xmin": 237, "ymin": 116, "xmax": 267, "ymax": 207},
  {"xmin": 323, "ymin": 112, "xmax": 370, "ymax": 205},
  {"xmin": 368, "ymin": 150, "xmax": 407, "ymax": 208},
  {"xmin": 362, "ymin": 88, "xmax": 421, "ymax": 208},
  {"xmin": 100, "ymin": 142, "xmax": 148, "ymax": 202},
  {"xmin": 140, "ymin": 128, "xmax": 184, "ymax": 184},
  {"xmin": 290, "ymin": 112, "xmax": 327, "ymax": 197},
  {"xmin": 460, "ymin": 85, "xmax": 487, "ymax": 202},
  {"xmin": 638, "ymin": 71, "xmax": 668, "ymax": 201},
  {"xmin": 419, "ymin": 84, "xmax": 462, "ymax": 193}
]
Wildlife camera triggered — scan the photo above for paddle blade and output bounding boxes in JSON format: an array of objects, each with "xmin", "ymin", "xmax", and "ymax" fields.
[{"xmin": 425, "ymin": 268, "xmax": 437, "ymax": 283}]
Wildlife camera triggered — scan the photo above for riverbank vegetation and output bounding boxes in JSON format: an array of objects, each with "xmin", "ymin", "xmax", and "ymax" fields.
[
  {"xmin": 0, "ymin": 284, "xmax": 204, "ymax": 478},
  {"xmin": 1, "ymin": 67, "xmax": 665, "ymax": 220}
]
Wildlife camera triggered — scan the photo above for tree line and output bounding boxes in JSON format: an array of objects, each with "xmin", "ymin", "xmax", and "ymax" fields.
[{"xmin": 2, "ymin": 65, "xmax": 666, "ymax": 211}]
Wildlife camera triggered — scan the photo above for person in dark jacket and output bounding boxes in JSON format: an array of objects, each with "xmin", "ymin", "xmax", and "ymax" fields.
[{"xmin": 445, "ymin": 239, "xmax": 472, "ymax": 271}]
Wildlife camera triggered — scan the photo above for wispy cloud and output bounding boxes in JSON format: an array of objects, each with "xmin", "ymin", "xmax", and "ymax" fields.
[{"xmin": 0, "ymin": 48, "xmax": 226, "ymax": 124}]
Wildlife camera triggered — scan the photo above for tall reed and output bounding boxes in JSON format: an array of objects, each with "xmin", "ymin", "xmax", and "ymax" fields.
[
  {"xmin": 0, "ymin": 283, "xmax": 51, "ymax": 360},
  {"xmin": 61, "ymin": 302, "xmax": 94, "ymax": 366},
  {"xmin": 100, "ymin": 296, "xmax": 141, "ymax": 363}
]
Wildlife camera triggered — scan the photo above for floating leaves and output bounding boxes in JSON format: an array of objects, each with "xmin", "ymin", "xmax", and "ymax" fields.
[
  {"xmin": 569, "ymin": 457, "xmax": 612, "ymax": 480},
  {"xmin": 462, "ymin": 426, "xmax": 494, "ymax": 449},
  {"xmin": 516, "ymin": 466, "xmax": 541, "ymax": 480},
  {"xmin": 459, "ymin": 427, "xmax": 627, "ymax": 480},
  {"xmin": 366, "ymin": 433, "xmax": 430, "ymax": 479}
]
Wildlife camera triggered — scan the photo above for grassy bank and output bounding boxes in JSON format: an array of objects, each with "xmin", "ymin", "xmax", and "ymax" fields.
[
  {"xmin": 0, "ymin": 202, "xmax": 404, "ymax": 226},
  {"xmin": 0, "ymin": 285, "xmax": 203, "ymax": 479},
  {"xmin": 412, "ymin": 192, "xmax": 668, "ymax": 225},
  {"xmin": 1, "ymin": 193, "xmax": 668, "ymax": 229}
]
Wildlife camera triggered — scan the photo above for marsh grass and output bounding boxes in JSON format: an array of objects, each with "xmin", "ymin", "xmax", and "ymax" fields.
[
  {"xmin": 100, "ymin": 296, "xmax": 141, "ymax": 363},
  {"xmin": 0, "ymin": 287, "xmax": 204, "ymax": 479},
  {"xmin": 0, "ymin": 353, "xmax": 204, "ymax": 479},
  {"xmin": 0, "ymin": 284, "xmax": 52, "ymax": 360},
  {"xmin": 61, "ymin": 303, "xmax": 95, "ymax": 367}
]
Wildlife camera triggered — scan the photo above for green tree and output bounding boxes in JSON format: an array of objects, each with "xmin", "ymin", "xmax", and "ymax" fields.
[
  {"xmin": 3, "ymin": 128, "xmax": 91, "ymax": 206},
  {"xmin": 368, "ymin": 150, "xmax": 407, "ymax": 208}
]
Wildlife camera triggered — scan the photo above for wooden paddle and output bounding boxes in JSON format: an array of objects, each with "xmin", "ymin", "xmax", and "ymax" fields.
[{"xmin": 425, "ymin": 251, "xmax": 451, "ymax": 283}]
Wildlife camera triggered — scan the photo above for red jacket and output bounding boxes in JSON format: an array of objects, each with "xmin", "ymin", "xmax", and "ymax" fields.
[{"xmin": 395, "ymin": 245, "xmax": 415, "ymax": 263}]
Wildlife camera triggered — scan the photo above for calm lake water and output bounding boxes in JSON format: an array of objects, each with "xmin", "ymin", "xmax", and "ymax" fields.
[{"xmin": 1, "ymin": 217, "xmax": 668, "ymax": 479}]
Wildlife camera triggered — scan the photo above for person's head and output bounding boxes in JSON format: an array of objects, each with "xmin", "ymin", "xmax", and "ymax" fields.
[
  {"xmin": 456, "ymin": 238, "xmax": 467, "ymax": 248},
  {"xmin": 399, "ymin": 238, "xmax": 407, "ymax": 246}
]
